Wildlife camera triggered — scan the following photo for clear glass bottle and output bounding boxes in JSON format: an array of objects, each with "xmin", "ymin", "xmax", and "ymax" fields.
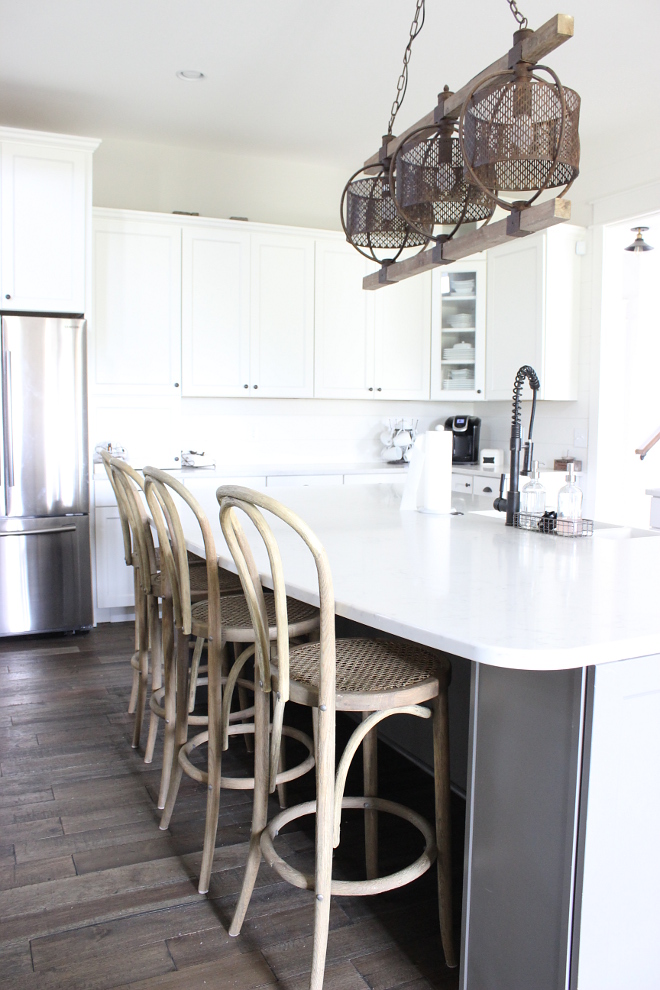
[
  {"xmin": 557, "ymin": 464, "xmax": 583, "ymax": 520},
  {"xmin": 520, "ymin": 461, "xmax": 546, "ymax": 514}
]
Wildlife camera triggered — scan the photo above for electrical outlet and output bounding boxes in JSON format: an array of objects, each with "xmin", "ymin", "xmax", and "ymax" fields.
[{"xmin": 573, "ymin": 428, "xmax": 588, "ymax": 448}]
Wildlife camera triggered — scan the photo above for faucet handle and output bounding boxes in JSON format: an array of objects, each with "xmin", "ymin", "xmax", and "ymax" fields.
[{"xmin": 493, "ymin": 472, "xmax": 508, "ymax": 513}]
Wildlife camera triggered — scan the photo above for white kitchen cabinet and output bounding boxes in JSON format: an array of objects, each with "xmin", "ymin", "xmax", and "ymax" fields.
[
  {"xmin": 92, "ymin": 214, "xmax": 181, "ymax": 395},
  {"xmin": 451, "ymin": 474, "xmax": 474, "ymax": 494},
  {"xmin": 485, "ymin": 224, "xmax": 583, "ymax": 401},
  {"xmin": 314, "ymin": 238, "xmax": 373, "ymax": 399},
  {"xmin": 181, "ymin": 225, "xmax": 251, "ymax": 397},
  {"xmin": 314, "ymin": 237, "xmax": 431, "ymax": 401},
  {"xmin": 343, "ymin": 470, "xmax": 407, "ymax": 485},
  {"xmin": 431, "ymin": 259, "xmax": 486, "ymax": 401},
  {"xmin": 0, "ymin": 129, "xmax": 98, "ymax": 314},
  {"xmin": 250, "ymin": 231, "xmax": 315, "ymax": 397},
  {"xmin": 266, "ymin": 474, "xmax": 344, "ymax": 488},
  {"xmin": 94, "ymin": 505, "xmax": 135, "ymax": 609},
  {"xmin": 373, "ymin": 272, "xmax": 431, "ymax": 400}
]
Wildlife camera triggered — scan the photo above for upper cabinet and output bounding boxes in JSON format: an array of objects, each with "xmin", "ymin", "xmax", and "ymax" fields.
[
  {"xmin": 92, "ymin": 214, "xmax": 182, "ymax": 395},
  {"xmin": 250, "ymin": 231, "xmax": 315, "ymax": 397},
  {"xmin": 314, "ymin": 237, "xmax": 431, "ymax": 400},
  {"xmin": 314, "ymin": 239, "xmax": 373, "ymax": 399},
  {"xmin": 0, "ymin": 128, "xmax": 99, "ymax": 314},
  {"xmin": 372, "ymin": 273, "xmax": 431, "ymax": 400},
  {"xmin": 181, "ymin": 225, "xmax": 250, "ymax": 397},
  {"xmin": 431, "ymin": 259, "xmax": 486, "ymax": 402},
  {"xmin": 485, "ymin": 224, "xmax": 583, "ymax": 401}
]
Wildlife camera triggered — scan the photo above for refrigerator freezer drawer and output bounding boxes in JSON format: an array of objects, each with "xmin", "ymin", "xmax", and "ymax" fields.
[{"xmin": 0, "ymin": 516, "xmax": 92, "ymax": 636}]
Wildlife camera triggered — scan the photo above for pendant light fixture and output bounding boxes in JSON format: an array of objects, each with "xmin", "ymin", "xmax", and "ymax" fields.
[
  {"xmin": 340, "ymin": 0, "xmax": 430, "ymax": 264},
  {"xmin": 342, "ymin": 4, "xmax": 581, "ymax": 288},
  {"xmin": 389, "ymin": 85, "xmax": 495, "ymax": 244},
  {"xmin": 625, "ymin": 227, "xmax": 654, "ymax": 253},
  {"xmin": 459, "ymin": 2, "xmax": 581, "ymax": 212}
]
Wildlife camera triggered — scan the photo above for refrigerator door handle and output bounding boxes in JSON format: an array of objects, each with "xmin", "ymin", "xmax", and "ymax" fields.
[
  {"xmin": 3, "ymin": 351, "xmax": 14, "ymax": 488},
  {"xmin": 0, "ymin": 525, "xmax": 77, "ymax": 538}
]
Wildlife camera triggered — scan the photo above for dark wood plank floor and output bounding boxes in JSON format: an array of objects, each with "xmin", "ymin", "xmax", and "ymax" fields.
[{"xmin": 0, "ymin": 623, "xmax": 464, "ymax": 990}]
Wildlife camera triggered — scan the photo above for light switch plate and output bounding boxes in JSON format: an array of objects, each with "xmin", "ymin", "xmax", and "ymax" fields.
[{"xmin": 574, "ymin": 428, "xmax": 588, "ymax": 448}]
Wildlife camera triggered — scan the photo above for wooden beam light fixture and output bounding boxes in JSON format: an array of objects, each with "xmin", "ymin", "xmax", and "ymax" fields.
[{"xmin": 339, "ymin": 2, "xmax": 580, "ymax": 290}]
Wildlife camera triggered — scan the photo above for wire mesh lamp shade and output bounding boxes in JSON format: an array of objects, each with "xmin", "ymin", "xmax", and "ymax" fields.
[
  {"xmin": 341, "ymin": 166, "xmax": 428, "ymax": 263},
  {"xmin": 393, "ymin": 129, "xmax": 495, "ymax": 240},
  {"xmin": 460, "ymin": 66, "xmax": 580, "ymax": 211}
]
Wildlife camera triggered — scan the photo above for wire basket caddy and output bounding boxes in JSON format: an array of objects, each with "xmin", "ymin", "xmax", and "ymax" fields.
[{"xmin": 513, "ymin": 512, "xmax": 593, "ymax": 538}]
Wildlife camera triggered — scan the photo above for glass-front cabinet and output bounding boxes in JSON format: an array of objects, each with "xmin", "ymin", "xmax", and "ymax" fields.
[{"xmin": 430, "ymin": 257, "xmax": 486, "ymax": 401}]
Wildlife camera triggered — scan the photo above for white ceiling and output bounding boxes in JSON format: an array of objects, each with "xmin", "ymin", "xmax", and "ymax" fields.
[{"xmin": 0, "ymin": 0, "xmax": 657, "ymax": 172}]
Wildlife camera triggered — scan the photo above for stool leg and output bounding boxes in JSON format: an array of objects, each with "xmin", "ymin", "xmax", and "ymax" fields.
[
  {"xmin": 160, "ymin": 630, "xmax": 190, "ymax": 829},
  {"xmin": 128, "ymin": 570, "xmax": 140, "ymax": 714},
  {"xmin": 157, "ymin": 599, "xmax": 176, "ymax": 810},
  {"xmin": 310, "ymin": 698, "xmax": 334, "ymax": 990},
  {"xmin": 362, "ymin": 713, "xmax": 378, "ymax": 880},
  {"xmin": 132, "ymin": 584, "xmax": 149, "ymax": 750},
  {"xmin": 276, "ymin": 731, "xmax": 287, "ymax": 810},
  {"xmin": 199, "ymin": 642, "xmax": 227, "ymax": 894},
  {"xmin": 229, "ymin": 675, "xmax": 270, "ymax": 933},
  {"xmin": 144, "ymin": 595, "xmax": 162, "ymax": 764},
  {"xmin": 187, "ymin": 636, "xmax": 205, "ymax": 714},
  {"xmin": 236, "ymin": 643, "xmax": 254, "ymax": 753},
  {"xmin": 432, "ymin": 693, "xmax": 457, "ymax": 969}
]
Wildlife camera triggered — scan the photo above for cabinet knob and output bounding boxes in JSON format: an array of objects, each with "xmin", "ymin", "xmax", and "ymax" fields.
[
  {"xmin": 377, "ymin": 387, "xmax": 382, "ymax": 392},
  {"xmin": 477, "ymin": 389, "xmax": 482, "ymax": 394},
  {"xmin": 4, "ymin": 294, "xmax": 10, "ymax": 300},
  {"xmin": 368, "ymin": 387, "xmax": 374, "ymax": 392},
  {"xmin": 243, "ymin": 384, "xmax": 249, "ymax": 389},
  {"xmin": 253, "ymin": 384, "xmax": 258, "ymax": 389},
  {"xmin": 174, "ymin": 382, "xmax": 180, "ymax": 388}
]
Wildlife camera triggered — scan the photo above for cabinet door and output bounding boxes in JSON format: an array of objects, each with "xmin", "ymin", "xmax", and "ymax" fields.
[
  {"xmin": 181, "ymin": 226, "xmax": 250, "ymax": 397},
  {"xmin": 0, "ymin": 141, "xmax": 88, "ymax": 313},
  {"xmin": 373, "ymin": 272, "xmax": 431, "ymax": 400},
  {"xmin": 95, "ymin": 506, "xmax": 135, "ymax": 609},
  {"xmin": 485, "ymin": 236, "xmax": 545, "ymax": 400},
  {"xmin": 250, "ymin": 232, "xmax": 314, "ymax": 397},
  {"xmin": 92, "ymin": 217, "xmax": 181, "ymax": 394},
  {"xmin": 431, "ymin": 259, "xmax": 486, "ymax": 401},
  {"xmin": 314, "ymin": 239, "xmax": 374, "ymax": 399}
]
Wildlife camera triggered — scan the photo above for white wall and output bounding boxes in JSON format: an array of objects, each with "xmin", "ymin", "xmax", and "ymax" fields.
[{"xmin": 93, "ymin": 137, "xmax": 346, "ymax": 231}]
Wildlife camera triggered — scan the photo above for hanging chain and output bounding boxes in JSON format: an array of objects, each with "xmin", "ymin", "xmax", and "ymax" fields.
[
  {"xmin": 506, "ymin": 0, "xmax": 528, "ymax": 30},
  {"xmin": 387, "ymin": 0, "xmax": 426, "ymax": 136}
]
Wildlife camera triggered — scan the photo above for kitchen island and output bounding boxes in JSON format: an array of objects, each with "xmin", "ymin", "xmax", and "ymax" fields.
[{"xmin": 175, "ymin": 481, "xmax": 660, "ymax": 990}]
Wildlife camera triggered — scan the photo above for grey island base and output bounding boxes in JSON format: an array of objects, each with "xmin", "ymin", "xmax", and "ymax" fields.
[{"xmin": 174, "ymin": 481, "xmax": 660, "ymax": 990}]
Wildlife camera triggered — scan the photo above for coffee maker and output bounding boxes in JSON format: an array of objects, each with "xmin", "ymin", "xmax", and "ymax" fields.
[{"xmin": 444, "ymin": 416, "xmax": 481, "ymax": 464}]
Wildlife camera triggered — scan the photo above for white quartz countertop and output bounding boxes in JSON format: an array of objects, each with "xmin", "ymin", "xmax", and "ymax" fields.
[
  {"xmin": 94, "ymin": 461, "xmax": 408, "ymax": 479},
  {"xmin": 176, "ymin": 482, "xmax": 660, "ymax": 672}
]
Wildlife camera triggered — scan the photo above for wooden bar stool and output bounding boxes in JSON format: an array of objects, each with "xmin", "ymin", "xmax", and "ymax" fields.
[
  {"xmin": 217, "ymin": 486, "xmax": 456, "ymax": 990},
  {"xmin": 143, "ymin": 467, "xmax": 319, "ymax": 893}
]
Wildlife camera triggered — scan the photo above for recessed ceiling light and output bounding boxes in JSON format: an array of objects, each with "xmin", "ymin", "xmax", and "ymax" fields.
[{"xmin": 176, "ymin": 70, "xmax": 205, "ymax": 81}]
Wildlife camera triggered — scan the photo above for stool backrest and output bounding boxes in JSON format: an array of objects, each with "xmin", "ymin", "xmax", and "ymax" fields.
[
  {"xmin": 99, "ymin": 450, "xmax": 132, "ymax": 568},
  {"xmin": 107, "ymin": 456, "xmax": 158, "ymax": 597},
  {"xmin": 143, "ymin": 467, "xmax": 220, "ymax": 642},
  {"xmin": 217, "ymin": 485, "xmax": 336, "ymax": 792}
]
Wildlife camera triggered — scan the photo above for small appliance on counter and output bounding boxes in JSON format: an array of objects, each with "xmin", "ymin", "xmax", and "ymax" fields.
[
  {"xmin": 480, "ymin": 448, "xmax": 504, "ymax": 471},
  {"xmin": 443, "ymin": 416, "xmax": 481, "ymax": 464},
  {"xmin": 181, "ymin": 450, "xmax": 216, "ymax": 469}
]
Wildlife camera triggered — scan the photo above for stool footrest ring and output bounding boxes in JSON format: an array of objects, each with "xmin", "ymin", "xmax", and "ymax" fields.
[{"xmin": 260, "ymin": 796, "xmax": 436, "ymax": 897}]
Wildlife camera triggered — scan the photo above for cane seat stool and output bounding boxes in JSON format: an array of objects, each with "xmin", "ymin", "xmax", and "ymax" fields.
[
  {"xmin": 143, "ymin": 467, "xmax": 319, "ymax": 894},
  {"xmin": 217, "ymin": 486, "xmax": 456, "ymax": 990},
  {"xmin": 102, "ymin": 454, "xmax": 242, "ymax": 767}
]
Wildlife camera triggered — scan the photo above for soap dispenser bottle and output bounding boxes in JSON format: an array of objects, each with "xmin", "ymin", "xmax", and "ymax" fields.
[
  {"xmin": 520, "ymin": 461, "xmax": 546, "ymax": 514},
  {"xmin": 557, "ymin": 464, "xmax": 583, "ymax": 520}
]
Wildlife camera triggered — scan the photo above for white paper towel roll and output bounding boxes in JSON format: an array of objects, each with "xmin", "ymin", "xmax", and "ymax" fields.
[{"xmin": 419, "ymin": 429, "xmax": 452, "ymax": 513}]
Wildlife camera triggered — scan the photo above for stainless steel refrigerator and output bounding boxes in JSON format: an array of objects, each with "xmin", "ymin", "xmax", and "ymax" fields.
[{"xmin": 0, "ymin": 314, "xmax": 92, "ymax": 636}]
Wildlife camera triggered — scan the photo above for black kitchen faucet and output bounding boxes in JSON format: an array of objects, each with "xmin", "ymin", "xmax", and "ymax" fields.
[{"xmin": 493, "ymin": 365, "xmax": 541, "ymax": 526}]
